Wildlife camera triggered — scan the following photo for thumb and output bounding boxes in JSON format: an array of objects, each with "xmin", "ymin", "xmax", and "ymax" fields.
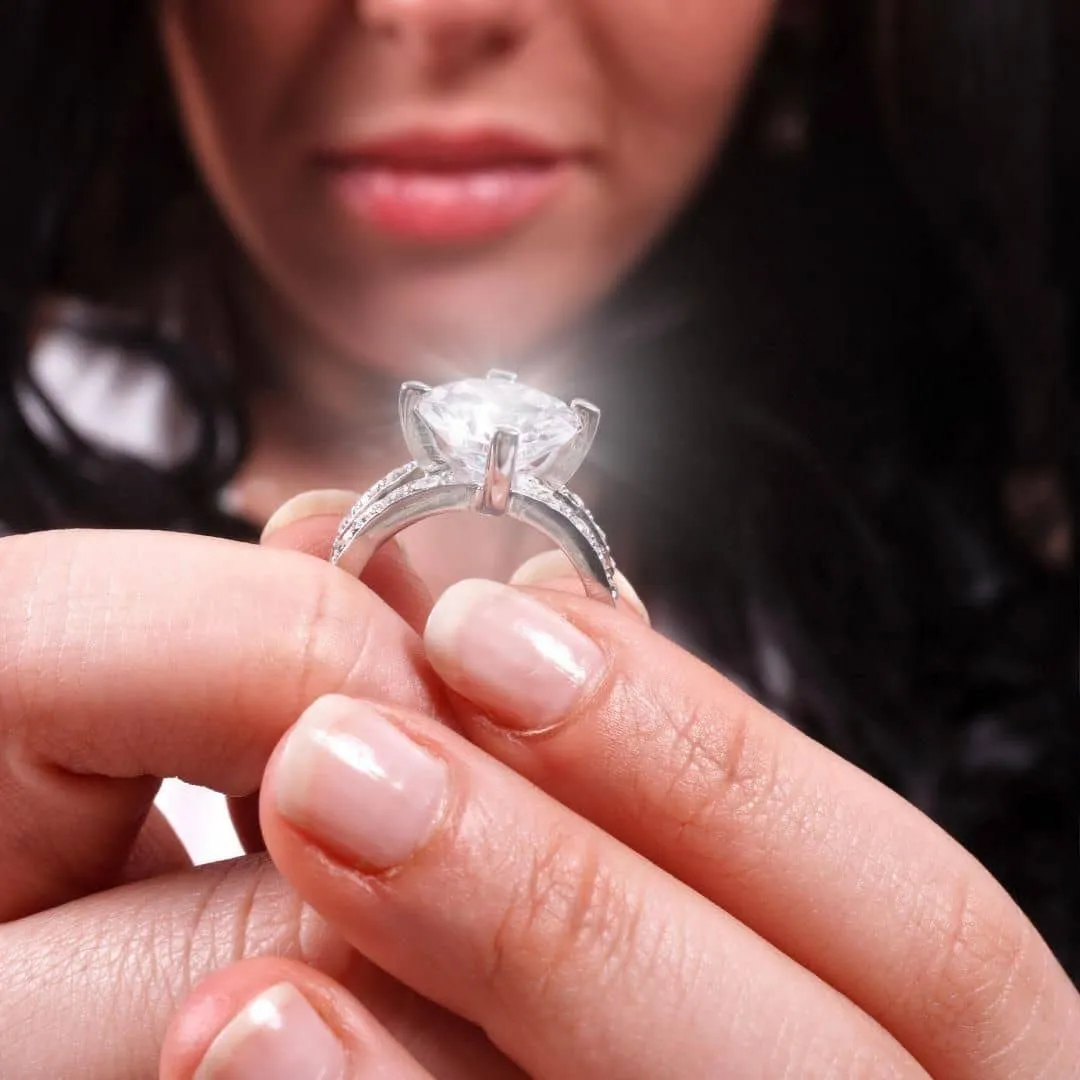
[{"xmin": 260, "ymin": 489, "xmax": 435, "ymax": 635}]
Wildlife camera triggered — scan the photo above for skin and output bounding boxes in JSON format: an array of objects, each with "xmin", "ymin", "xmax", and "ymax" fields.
[
  {"xmin": 156, "ymin": 0, "xmax": 778, "ymax": 589},
  {"xmin": 1, "ymin": 514, "xmax": 1077, "ymax": 1079},
  {"xmin": 3, "ymin": 1, "xmax": 1078, "ymax": 1078},
  {"xmin": 158, "ymin": 0, "xmax": 772, "ymax": 378}
]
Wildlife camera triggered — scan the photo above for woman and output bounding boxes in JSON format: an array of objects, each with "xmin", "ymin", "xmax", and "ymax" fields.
[{"xmin": 0, "ymin": 0, "xmax": 1076, "ymax": 1077}]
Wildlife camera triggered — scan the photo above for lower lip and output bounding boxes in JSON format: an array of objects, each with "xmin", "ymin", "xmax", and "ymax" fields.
[{"xmin": 323, "ymin": 162, "xmax": 568, "ymax": 244}]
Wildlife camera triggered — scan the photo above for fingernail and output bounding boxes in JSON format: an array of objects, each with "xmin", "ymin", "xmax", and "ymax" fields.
[
  {"xmin": 275, "ymin": 696, "xmax": 447, "ymax": 871},
  {"xmin": 510, "ymin": 550, "xmax": 650, "ymax": 624},
  {"xmin": 425, "ymin": 579, "xmax": 605, "ymax": 732},
  {"xmin": 195, "ymin": 983, "xmax": 346, "ymax": 1080},
  {"xmin": 261, "ymin": 490, "xmax": 358, "ymax": 542}
]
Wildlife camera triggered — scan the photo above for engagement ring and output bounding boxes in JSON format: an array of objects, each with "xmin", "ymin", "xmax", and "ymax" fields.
[{"xmin": 332, "ymin": 371, "xmax": 618, "ymax": 604}]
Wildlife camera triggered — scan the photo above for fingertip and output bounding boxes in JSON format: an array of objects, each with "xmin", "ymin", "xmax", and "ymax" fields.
[
  {"xmin": 198, "ymin": 982, "xmax": 347, "ymax": 1080},
  {"xmin": 507, "ymin": 549, "xmax": 576, "ymax": 586},
  {"xmin": 160, "ymin": 966, "xmax": 259, "ymax": 1080},
  {"xmin": 510, "ymin": 550, "xmax": 650, "ymax": 624},
  {"xmin": 161, "ymin": 961, "xmax": 354, "ymax": 1080},
  {"xmin": 359, "ymin": 542, "xmax": 435, "ymax": 635},
  {"xmin": 260, "ymin": 491, "xmax": 434, "ymax": 632},
  {"xmin": 260, "ymin": 490, "xmax": 359, "ymax": 545}
]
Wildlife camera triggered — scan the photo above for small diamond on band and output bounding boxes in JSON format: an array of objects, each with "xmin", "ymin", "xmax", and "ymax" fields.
[{"xmin": 332, "ymin": 371, "xmax": 618, "ymax": 605}]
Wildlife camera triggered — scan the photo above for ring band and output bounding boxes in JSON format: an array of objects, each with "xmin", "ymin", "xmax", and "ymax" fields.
[{"xmin": 331, "ymin": 371, "xmax": 618, "ymax": 605}]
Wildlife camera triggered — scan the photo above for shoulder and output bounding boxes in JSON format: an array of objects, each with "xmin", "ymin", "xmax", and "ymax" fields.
[{"xmin": 21, "ymin": 301, "xmax": 199, "ymax": 470}]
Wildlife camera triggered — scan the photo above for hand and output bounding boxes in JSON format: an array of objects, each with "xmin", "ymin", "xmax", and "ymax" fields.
[
  {"xmin": 0, "ymin": 514, "xmax": 524, "ymax": 1079},
  {"xmin": 162, "ymin": 548, "xmax": 1080, "ymax": 1079}
]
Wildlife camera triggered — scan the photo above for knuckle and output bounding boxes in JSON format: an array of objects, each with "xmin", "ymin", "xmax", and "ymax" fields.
[
  {"xmin": 660, "ymin": 691, "xmax": 785, "ymax": 841},
  {"xmin": 288, "ymin": 562, "xmax": 374, "ymax": 710},
  {"xmin": 218, "ymin": 856, "xmax": 299, "ymax": 955},
  {"xmin": 489, "ymin": 829, "xmax": 646, "ymax": 1005},
  {"xmin": 152, "ymin": 856, "xmax": 303, "ymax": 1001},
  {"xmin": 912, "ymin": 870, "xmax": 1044, "ymax": 1052},
  {"xmin": 286, "ymin": 555, "xmax": 432, "ymax": 715},
  {"xmin": 170, "ymin": 857, "xmax": 353, "ymax": 996},
  {"xmin": 0, "ymin": 858, "xmax": 313, "ymax": 1073}
]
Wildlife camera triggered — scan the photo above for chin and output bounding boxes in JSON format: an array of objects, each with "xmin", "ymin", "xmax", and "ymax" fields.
[{"xmin": 323, "ymin": 279, "xmax": 590, "ymax": 375}]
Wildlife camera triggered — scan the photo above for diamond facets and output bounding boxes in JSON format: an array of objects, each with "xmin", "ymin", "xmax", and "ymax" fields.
[
  {"xmin": 416, "ymin": 377, "xmax": 582, "ymax": 481},
  {"xmin": 333, "ymin": 373, "xmax": 615, "ymax": 605}
]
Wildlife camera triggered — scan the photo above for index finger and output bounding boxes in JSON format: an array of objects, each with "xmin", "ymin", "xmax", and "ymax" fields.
[
  {"xmin": 423, "ymin": 579, "xmax": 1080, "ymax": 1080},
  {"xmin": 0, "ymin": 527, "xmax": 441, "ymax": 919}
]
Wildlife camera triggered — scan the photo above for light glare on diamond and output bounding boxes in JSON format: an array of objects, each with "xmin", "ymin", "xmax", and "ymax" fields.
[{"xmin": 416, "ymin": 378, "xmax": 582, "ymax": 479}]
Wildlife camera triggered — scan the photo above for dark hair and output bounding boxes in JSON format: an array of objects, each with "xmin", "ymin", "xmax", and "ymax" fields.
[
  {"xmin": 0, "ymin": 0, "xmax": 249, "ymax": 535},
  {"xmin": 1, "ymin": 0, "xmax": 1077, "ymax": 978}
]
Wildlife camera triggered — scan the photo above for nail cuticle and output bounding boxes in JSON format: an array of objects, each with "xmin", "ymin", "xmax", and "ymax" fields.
[
  {"xmin": 425, "ymin": 580, "xmax": 608, "ymax": 733},
  {"xmin": 478, "ymin": 646, "xmax": 610, "ymax": 741}
]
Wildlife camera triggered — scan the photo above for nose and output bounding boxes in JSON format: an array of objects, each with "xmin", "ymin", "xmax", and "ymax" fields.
[{"xmin": 358, "ymin": 0, "xmax": 533, "ymax": 69}]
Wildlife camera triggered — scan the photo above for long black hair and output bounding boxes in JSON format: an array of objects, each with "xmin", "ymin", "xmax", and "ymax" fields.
[{"xmin": 1, "ymin": 0, "xmax": 1077, "ymax": 978}]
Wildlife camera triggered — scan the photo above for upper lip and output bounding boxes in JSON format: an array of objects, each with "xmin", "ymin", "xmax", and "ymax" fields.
[{"xmin": 315, "ymin": 127, "xmax": 569, "ymax": 170}]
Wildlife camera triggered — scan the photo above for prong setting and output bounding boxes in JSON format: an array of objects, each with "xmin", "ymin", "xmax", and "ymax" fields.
[
  {"xmin": 399, "ymin": 381, "xmax": 441, "ymax": 466},
  {"xmin": 413, "ymin": 374, "xmax": 582, "ymax": 486},
  {"xmin": 335, "ymin": 373, "xmax": 617, "ymax": 605},
  {"xmin": 571, "ymin": 399, "xmax": 601, "ymax": 450},
  {"xmin": 475, "ymin": 427, "xmax": 519, "ymax": 515},
  {"xmin": 542, "ymin": 398, "xmax": 601, "ymax": 488},
  {"xmin": 398, "ymin": 381, "xmax": 430, "ymax": 427}
]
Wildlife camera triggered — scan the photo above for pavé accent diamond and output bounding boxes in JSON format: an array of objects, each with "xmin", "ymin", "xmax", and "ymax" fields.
[{"xmin": 333, "ymin": 373, "xmax": 616, "ymax": 605}]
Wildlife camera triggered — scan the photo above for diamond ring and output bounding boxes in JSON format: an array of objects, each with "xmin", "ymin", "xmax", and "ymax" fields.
[{"xmin": 331, "ymin": 370, "xmax": 618, "ymax": 605}]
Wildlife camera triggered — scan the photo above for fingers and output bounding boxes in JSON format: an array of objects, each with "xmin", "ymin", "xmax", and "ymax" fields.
[
  {"xmin": 118, "ymin": 807, "xmax": 193, "ymax": 884},
  {"xmin": 161, "ymin": 960, "xmax": 437, "ymax": 1080},
  {"xmin": 422, "ymin": 577, "xmax": 1080, "ymax": 1080},
  {"xmin": 227, "ymin": 492, "xmax": 434, "ymax": 857},
  {"xmin": 509, "ymin": 549, "xmax": 650, "ymax": 624},
  {"xmin": 2, "ymin": 857, "xmax": 519, "ymax": 1080},
  {"xmin": 0, "ymin": 528, "xmax": 439, "ymax": 919},
  {"xmin": 261, "ymin": 489, "xmax": 434, "ymax": 635},
  {"xmin": 260, "ymin": 695, "xmax": 927, "ymax": 1080}
]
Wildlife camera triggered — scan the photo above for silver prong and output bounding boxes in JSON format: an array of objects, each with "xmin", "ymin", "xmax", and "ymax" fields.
[
  {"xmin": 474, "ymin": 427, "xmax": 519, "ymax": 516},
  {"xmin": 571, "ymin": 399, "xmax": 601, "ymax": 454},
  {"xmin": 486, "ymin": 369, "xmax": 518, "ymax": 382},
  {"xmin": 399, "ymin": 381, "xmax": 440, "ymax": 465},
  {"xmin": 542, "ymin": 399, "xmax": 601, "ymax": 488},
  {"xmin": 398, "ymin": 380, "xmax": 430, "ymax": 428}
]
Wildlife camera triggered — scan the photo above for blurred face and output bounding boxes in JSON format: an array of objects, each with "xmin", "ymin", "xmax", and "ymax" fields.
[{"xmin": 160, "ymin": 0, "xmax": 777, "ymax": 373}]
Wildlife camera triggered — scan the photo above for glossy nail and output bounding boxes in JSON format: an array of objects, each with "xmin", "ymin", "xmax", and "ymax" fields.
[
  {"xmin": 195, "ymin": 983, "xmax": 346, "ymax": 1080},
  {"xmin": 275, "ymin": 696, "xmax": 447, "ymax": 870},
  {"xmin": 424, "ymin": 579, "xmax": 605, "ymax": 731}
]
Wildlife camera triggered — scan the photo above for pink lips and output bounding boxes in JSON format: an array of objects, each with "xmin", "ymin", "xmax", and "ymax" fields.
[{"xmin": 315, "ymin": 130, "xmax": 571, "ymax": 244}]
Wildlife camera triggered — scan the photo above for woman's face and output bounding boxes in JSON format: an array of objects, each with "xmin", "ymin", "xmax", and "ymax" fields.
[{"xmin": 160, "ymin": 0, "xmax": 777, "ymax": 372}]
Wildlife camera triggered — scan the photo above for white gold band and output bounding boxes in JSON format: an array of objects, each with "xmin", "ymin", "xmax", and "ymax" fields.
[{"xmin": 330, "ymin": 373, "xmax": 618, "ymax": 606}]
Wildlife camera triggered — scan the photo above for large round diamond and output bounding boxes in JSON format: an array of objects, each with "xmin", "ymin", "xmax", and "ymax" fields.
[{"xmin": 417, "ymin": 377, "xmax": 582, "ymax": 480}]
